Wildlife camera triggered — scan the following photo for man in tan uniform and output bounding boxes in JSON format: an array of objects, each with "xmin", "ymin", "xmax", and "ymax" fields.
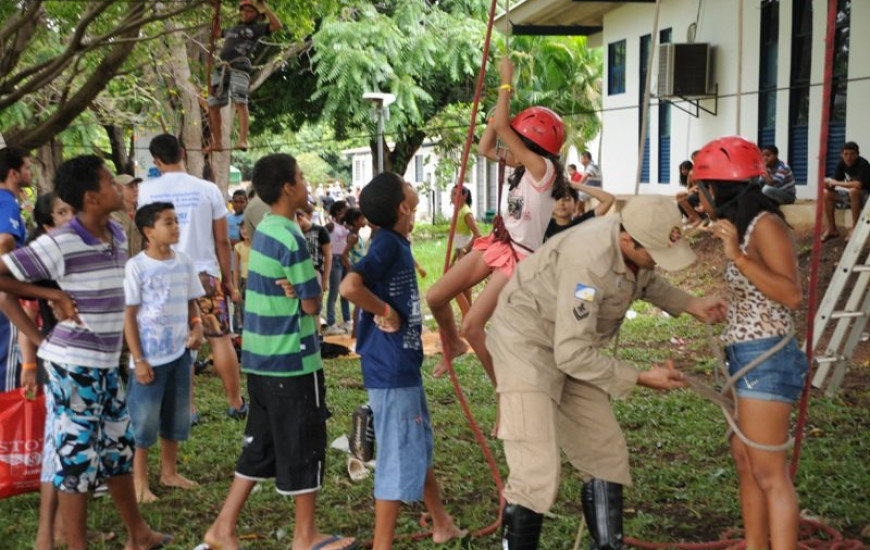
[
  {"xmin": 111, "ymin": 174, "xmax": 145, "ymax": 258},
  {"xmin": 492, "ymin": 195, "xmax": 727, "ymax": 549}
]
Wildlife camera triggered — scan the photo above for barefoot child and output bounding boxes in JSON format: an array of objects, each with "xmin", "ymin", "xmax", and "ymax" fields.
[
  {"xmin": 427, "ymin": 56, "xmax": 569, "ymax": 382},
  {"xmin": 205, "ymin": 1, "xmax": 282, "ymax": 152},
  {"xmin": 124, "ymin": 202, "xmax": 205, "ymax": 503},
  {"xmin": 201, "ymin": 153, "xmax": 357, "ymax": 550},
  {"xmin": 0, "ymin": 155, "xmax": 171, "ymax": 550},
  {"xmin": 340, "ymin": 173, "xmax": 466, "ymax": 549},
  {"xmin": 12, "ymin": 193, "xmax": 76, "ymax": 550}
]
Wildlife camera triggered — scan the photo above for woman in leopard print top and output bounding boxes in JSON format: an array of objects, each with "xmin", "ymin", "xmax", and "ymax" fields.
[{"xmin": 695, "ymin": 136, "xmax": 807, "ymax": 550}]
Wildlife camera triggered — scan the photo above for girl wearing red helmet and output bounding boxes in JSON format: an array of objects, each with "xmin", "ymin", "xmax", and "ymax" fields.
[
  {"xmin": 696, "ymin": 136, "xmax": 806, "ymax": 550},
  {"xmin": 427, "ymin": 56, "xmax": 569, "ymax": 385}
]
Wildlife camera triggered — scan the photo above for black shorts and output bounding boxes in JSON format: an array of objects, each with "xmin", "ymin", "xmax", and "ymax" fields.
[{"xmin": 235, "ymin": 371, "xmax": 329, "ymax": 495}]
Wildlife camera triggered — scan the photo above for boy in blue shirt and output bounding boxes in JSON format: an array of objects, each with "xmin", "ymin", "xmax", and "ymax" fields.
[{"xmin": 340, "ymin": 173, "xmax": 465, "ymax": 548}]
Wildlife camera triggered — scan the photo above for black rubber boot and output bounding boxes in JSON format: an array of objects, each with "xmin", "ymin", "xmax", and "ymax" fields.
[
  {"xmin": 502, "ymin": 503, "xmax": 544, "ymax": 549},
  {"xmin": 581, "ymin": 479, "xmax": 624, "ymax": 549}
]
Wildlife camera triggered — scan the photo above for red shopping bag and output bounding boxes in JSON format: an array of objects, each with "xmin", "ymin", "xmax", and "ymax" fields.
[{"xmin": 0, "ymin": 388, "xmax": 45, "ymax": 499}]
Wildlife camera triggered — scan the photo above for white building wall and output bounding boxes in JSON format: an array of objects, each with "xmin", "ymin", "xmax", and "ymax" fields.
[
  {"xmin": 600, "ymin": 0, "xmax": 868, "ymax": 200},
  {"xmin": 845, "ymin": 1, "xmax": 870, "ymax": 156},
  {"xmin": 346, "ymin": 145, "xmax": 491, "ymax": 223}
]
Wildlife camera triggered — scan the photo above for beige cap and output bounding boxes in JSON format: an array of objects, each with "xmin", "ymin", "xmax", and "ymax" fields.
[
  {"xmin": 621, "ymin": 195, "xmax": 696, "ymax": 272},
  {"xmin": 114, "ymin": 174, "xmax": 142, "ymax": 186}
]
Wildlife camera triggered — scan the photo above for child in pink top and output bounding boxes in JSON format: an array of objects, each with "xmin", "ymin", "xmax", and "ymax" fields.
[{"xmin": 427, "ymin": 57, "xmax": 569, "ymax": 383}]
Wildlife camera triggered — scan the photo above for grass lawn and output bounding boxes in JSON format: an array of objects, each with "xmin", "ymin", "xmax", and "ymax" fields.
[{"xmin": 1, "ymin": 222, "xmax": 868, "ymax": 549}]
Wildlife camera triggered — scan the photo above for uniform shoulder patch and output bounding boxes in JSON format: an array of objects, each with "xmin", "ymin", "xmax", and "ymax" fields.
[
  {"xmin": 572, "ymin": 303, "xmax": 589, "ymax": 321},
  {"xmin": 574, "ymin": 283, "xmax": 597, "ymax": 302}
]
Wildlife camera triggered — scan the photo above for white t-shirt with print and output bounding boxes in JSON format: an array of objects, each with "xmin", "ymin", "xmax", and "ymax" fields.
[
  {"xmin": 138, "ymin": 172, "xmax": 229, "ymax": 276},
  {"xmin": 504, "ymin": 158, "xmax": 556, "ymax": 254},
  {"xmin": 124, "ymin": 251, "xmax": 205, "ymax": 366}
]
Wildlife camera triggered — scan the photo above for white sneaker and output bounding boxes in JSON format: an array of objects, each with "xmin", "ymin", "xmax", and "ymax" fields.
[
  {"xmin": 342, "ymin": 320, "xmax": 354, "ymax": 332},
  {"xmin": 324, "ymin": 324, "xmax": 346, "ymax": 336}
]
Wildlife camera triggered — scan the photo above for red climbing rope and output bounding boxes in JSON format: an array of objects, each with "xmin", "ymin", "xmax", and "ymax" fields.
[
  {"xmin": 205, "ymin": 0, "xmax": 221, "ymax": 95},
  {"xmin": 628, "ymin": 1, "xmax": 863, "ymax": 548},
  {"xmin": 434, "ymin": 0, "xmax": 506, "ymax": 540},
  {"xmin": 361, "ymin": 1, "xmax": 505, "ymax": 546}
]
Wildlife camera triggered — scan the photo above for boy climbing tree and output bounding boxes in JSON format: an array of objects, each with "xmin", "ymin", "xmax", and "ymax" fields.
[{"xmin": 205, "ymin": 0, "xmax": 282, "ymax": 153}]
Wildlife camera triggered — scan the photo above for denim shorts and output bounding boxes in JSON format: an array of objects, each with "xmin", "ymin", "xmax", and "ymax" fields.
[
  {"xmin": 725, "ymin": 335, "xmax": 808, "ymax": 404},
  {"xmin": 126, "ymin": 352, "xmax": 193, "ymax": 448},
  {"xmin": 368, "ymin": 385, "xmax": 434, "ymax": 502}
]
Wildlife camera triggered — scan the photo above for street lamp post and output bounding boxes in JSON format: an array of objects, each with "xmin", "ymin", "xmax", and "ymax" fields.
[{"xmin": 362, "ymin": 92, "xmax": 396, "ymax": 174}]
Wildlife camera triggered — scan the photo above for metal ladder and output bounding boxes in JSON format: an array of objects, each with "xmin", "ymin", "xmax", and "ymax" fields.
[{"xmin": 810, "ymin": 198, "xmax": 870, "ymax": 396}]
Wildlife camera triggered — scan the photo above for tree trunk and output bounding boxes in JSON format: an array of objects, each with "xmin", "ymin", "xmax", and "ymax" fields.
[
  {"xmin": 165, "ymin": 19, "xmax": 205, "ymax": 178},
  {"xmin": 208, "ymin": 104, "xmax": 232, "ymax": 195},
  {"xmin": 34, "ymin": 139, "xmax": 63, "ymax": 194},
  {"xmin": 104, "ymin": 124, "xmax": 134, "ymax": 175},
  {"xmin": 387, "ymin": 130, "xmax": 426, "ymax": 176}
]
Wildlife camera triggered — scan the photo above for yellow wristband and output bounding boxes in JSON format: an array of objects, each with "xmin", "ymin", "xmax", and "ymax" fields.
[
  {"xmin": 21, "ymin": 362, "xmax": 37, "ymax": 371},
  {"xmin": 190, "ymin": 317, "xmax": 202, "ymax": 325},
  {"xmin": 499, "ymin": 83, "xmax": 513, "ymax": 92}
]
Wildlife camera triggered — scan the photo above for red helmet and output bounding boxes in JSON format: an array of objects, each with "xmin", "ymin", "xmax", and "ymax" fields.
[
  {"xmin": 510, "ymin": 106, "xmax": 565, "ymax": 156},
  {"xmin": 692, "ymin": 136, "xmax": 766, "ymax": 182}
]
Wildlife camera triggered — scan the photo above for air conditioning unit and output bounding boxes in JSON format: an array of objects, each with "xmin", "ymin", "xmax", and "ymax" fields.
[{"xmin": 658, "ymin": 43, "xmax": 712, "ymax": 98}]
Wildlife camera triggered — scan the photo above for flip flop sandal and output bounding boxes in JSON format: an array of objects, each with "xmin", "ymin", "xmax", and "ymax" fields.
[{"xmin": 310, "ymin": 535, "xmax": 359, "ymax": 550}]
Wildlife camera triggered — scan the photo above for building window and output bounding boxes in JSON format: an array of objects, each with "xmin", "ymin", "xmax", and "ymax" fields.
[
  {"xmin": 638, "ymin": 35, "xmax": 651, "ymax": 183},
  {"xmin": 608, "ymin": 40, "xmax": 626, "ymax": 95},
  {"xmin": 758, "ymin": 0, "xmax": 779, "ymax": 149},
  {"xmin": 658, "ymin": 28, "xmax": 672, "ymax": 184},
  {"xmin": 414, "ymin": 155, "xmax": 424, "ymax": 183},
  {"xmin": 788, "ymin": 0, "xmax": 812, "ymax": 185},
  {"xmin": 826, "ymin": 0, "xmax": 850, "ymax": 175},
  {"xmin": 354, "ymin": 159, "xmax": 363, "ymax": 185}
]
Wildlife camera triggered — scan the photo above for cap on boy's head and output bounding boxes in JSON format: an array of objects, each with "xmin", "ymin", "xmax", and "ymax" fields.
[
  {"xmin": 621, "ymin": 195, "xmax": 696, "ymax": 272},
  {"xmin": 359, "ymin": 172, "xmax": 405, "ymax": 229},
  {"xmin": 135, "ymin": 201, "xmax": 174, "ymax": 236},
  {"xmin": 252, "ymin": 153, "xmax": 298, "ymax": 205},
  {"xmin": 54, "ymin": 155, "xmax": 105, "ymax": 212},
  {"xmin": 114, "ymin": 174, "xmax": 142, "ymax": 186},
  {"xmin": 149, "ymin": 134, "xmax": 183, "ymax": 165}
]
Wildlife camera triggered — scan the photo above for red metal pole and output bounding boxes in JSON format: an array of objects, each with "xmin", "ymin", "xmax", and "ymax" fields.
[{"xmin": 790, "ymin": 0, "xmax": 838, "ymax": 480}]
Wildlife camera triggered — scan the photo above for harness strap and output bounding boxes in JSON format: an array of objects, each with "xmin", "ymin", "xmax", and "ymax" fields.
[{"xmin": 490, "ymin": 151, "xmax": 521, "ymax": 260}]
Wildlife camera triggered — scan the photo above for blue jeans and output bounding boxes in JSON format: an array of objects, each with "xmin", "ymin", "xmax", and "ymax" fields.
[
  {"xmin": 326, "ymin": 255, "xmax": 350, "ymax": 326},
  {"xmin": 725, "ymin": 335, "xmax": 808, "ymax": 404},
  {"xmin": 126, "ymin": 352, "xmax": 193, "ymax": 447},
  {"xmin": 368, "ymin": 385, "xmax": 433, "ymax": 501}
]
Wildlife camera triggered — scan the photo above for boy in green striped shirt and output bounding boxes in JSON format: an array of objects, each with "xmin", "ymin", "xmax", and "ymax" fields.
[{"xmin": 201, "ymin": 153, "xmax": 358, "ymax": 550}]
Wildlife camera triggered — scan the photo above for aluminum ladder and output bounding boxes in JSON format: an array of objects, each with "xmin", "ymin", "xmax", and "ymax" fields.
[{"xmin": 810, "ymin": 198, "xmax": 870, "ymax": 396}]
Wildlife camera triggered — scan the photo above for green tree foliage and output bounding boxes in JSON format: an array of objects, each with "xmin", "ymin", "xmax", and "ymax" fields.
[
  {"xmin": 507, "ymin": 35, "xmax": 602, "ymax": 152},
  {"xmin": 255, "ymin": 0, "xmax": 489, "ymax": 175},
  {"xmin": 0, "ymin": 1, "xmax": 206, "ymax": 151}
]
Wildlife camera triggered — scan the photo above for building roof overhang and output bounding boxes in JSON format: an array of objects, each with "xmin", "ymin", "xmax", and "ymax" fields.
[{"xmin": 495, "ymin": 0, "xmax": 655, "ymax": 36}]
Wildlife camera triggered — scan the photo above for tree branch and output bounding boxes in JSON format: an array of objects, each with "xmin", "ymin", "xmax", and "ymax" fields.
[
  {"xmin": 248, "ymin": 39, "xmax": 312, "ymax": 94},
  {"xmin": 7, "ymin": 3, "xmax": 147, "ymax": 150},
  {"xmin": 0, "ymin": 1, "xmax": 112, "ymax": 111},
  {"xmin": 0, "ymin": 0, "xmax": 43, "ymax": 78}
]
